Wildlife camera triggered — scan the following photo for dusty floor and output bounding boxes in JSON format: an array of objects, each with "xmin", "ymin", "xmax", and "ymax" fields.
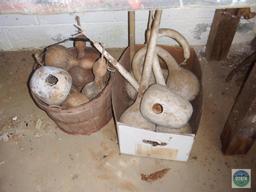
[{"xmin": 0, "ymin": 46, "xmax": 255, "ymax": 192}]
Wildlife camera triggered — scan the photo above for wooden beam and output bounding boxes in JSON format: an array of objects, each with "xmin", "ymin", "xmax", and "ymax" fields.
[
  {"xmin": 206, "ymin": 8, "xmax": 255, "ymax": 61},
  {"xmin": 221, "ymin": 62, "xmax": 256, "ymax": 155},
  {"xmin": 206, "ymin": 9, "xmax": 240, "ymax": 61},
  {"xmin": 128, "ymin": 11, "xmax": 136, "ymax": 63}
]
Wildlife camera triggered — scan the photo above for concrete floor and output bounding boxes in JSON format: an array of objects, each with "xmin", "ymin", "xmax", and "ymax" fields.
[{"xmin": 0, "ymin": 47, "xmax": 255, "ymax": 192}]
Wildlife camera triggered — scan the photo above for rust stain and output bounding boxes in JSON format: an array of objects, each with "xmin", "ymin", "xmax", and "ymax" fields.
[{"xmin": 141, "ymin": 168, "xmax": 170, "ymax": 183}]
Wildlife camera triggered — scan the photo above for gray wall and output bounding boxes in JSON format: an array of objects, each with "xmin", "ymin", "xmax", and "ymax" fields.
[{"xmin": 0, "ymin": 7, "xmax": 255, "ymax": 50}]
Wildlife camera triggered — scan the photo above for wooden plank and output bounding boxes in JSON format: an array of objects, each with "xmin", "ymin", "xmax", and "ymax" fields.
[
  {"xmin": 221, "ymin": 62, "xmax": 256, "ymax": 155},
  {"xmin": 128, "ymin": 11, "xmax": 136, "ymax": 63},
  {"xmin": 206, "ymin": 9, "xmax": 240, "ymax": 61},
  {"xmin": 225, "ymin": 51, "xmax": 256, "ymax": 81}
]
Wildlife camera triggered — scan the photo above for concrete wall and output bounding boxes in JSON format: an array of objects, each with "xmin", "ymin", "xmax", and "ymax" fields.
[{"xmin": 0, "ymin": 8, "xmax": 255, "ymax": 51}]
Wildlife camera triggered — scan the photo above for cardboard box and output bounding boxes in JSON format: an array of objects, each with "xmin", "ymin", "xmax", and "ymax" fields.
[{"xmin": 112, "ymin": 45, "xmax": 202, "ymax": 161}]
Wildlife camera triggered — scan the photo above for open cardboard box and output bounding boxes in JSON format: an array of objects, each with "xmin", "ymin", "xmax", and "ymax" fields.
[{"xmin": 112, "ymin": 45, "xmax": 202, "ymax": 161}]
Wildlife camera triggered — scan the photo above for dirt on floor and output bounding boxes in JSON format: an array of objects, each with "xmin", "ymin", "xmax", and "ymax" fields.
[{"xmin": 0, "ymin": 45, "xmax": 255, "ymax": 192}]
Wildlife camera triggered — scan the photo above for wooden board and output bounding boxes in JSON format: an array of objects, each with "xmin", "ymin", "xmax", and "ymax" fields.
[
  {"xmin": 128, "ymin": 11, "xmax": 136, "ymax": 63},
  {"xmin": 206, "ymin": 9, "xmax": 241, "ymax": 61},
  {"xmin": 221, "ymin": 62, "xmax": 256, "ymax": 155}
]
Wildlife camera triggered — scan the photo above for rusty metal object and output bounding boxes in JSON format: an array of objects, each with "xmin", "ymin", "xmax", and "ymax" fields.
[
  {"xmin": 32, "ymin": 77, "xmax": 112, "ymax": 135},
  {"xmin": 32, "ymin": 49, "xmax": 112, "ymax": 135},
  {"xmin": 30, "ymin": 66, "xmax": 72, "ymax": 105}
]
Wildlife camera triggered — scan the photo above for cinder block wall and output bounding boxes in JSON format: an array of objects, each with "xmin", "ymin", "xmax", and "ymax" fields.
[{"xmin": 0, "ymin": 8, "xmax": 255, "ymax": 51}]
